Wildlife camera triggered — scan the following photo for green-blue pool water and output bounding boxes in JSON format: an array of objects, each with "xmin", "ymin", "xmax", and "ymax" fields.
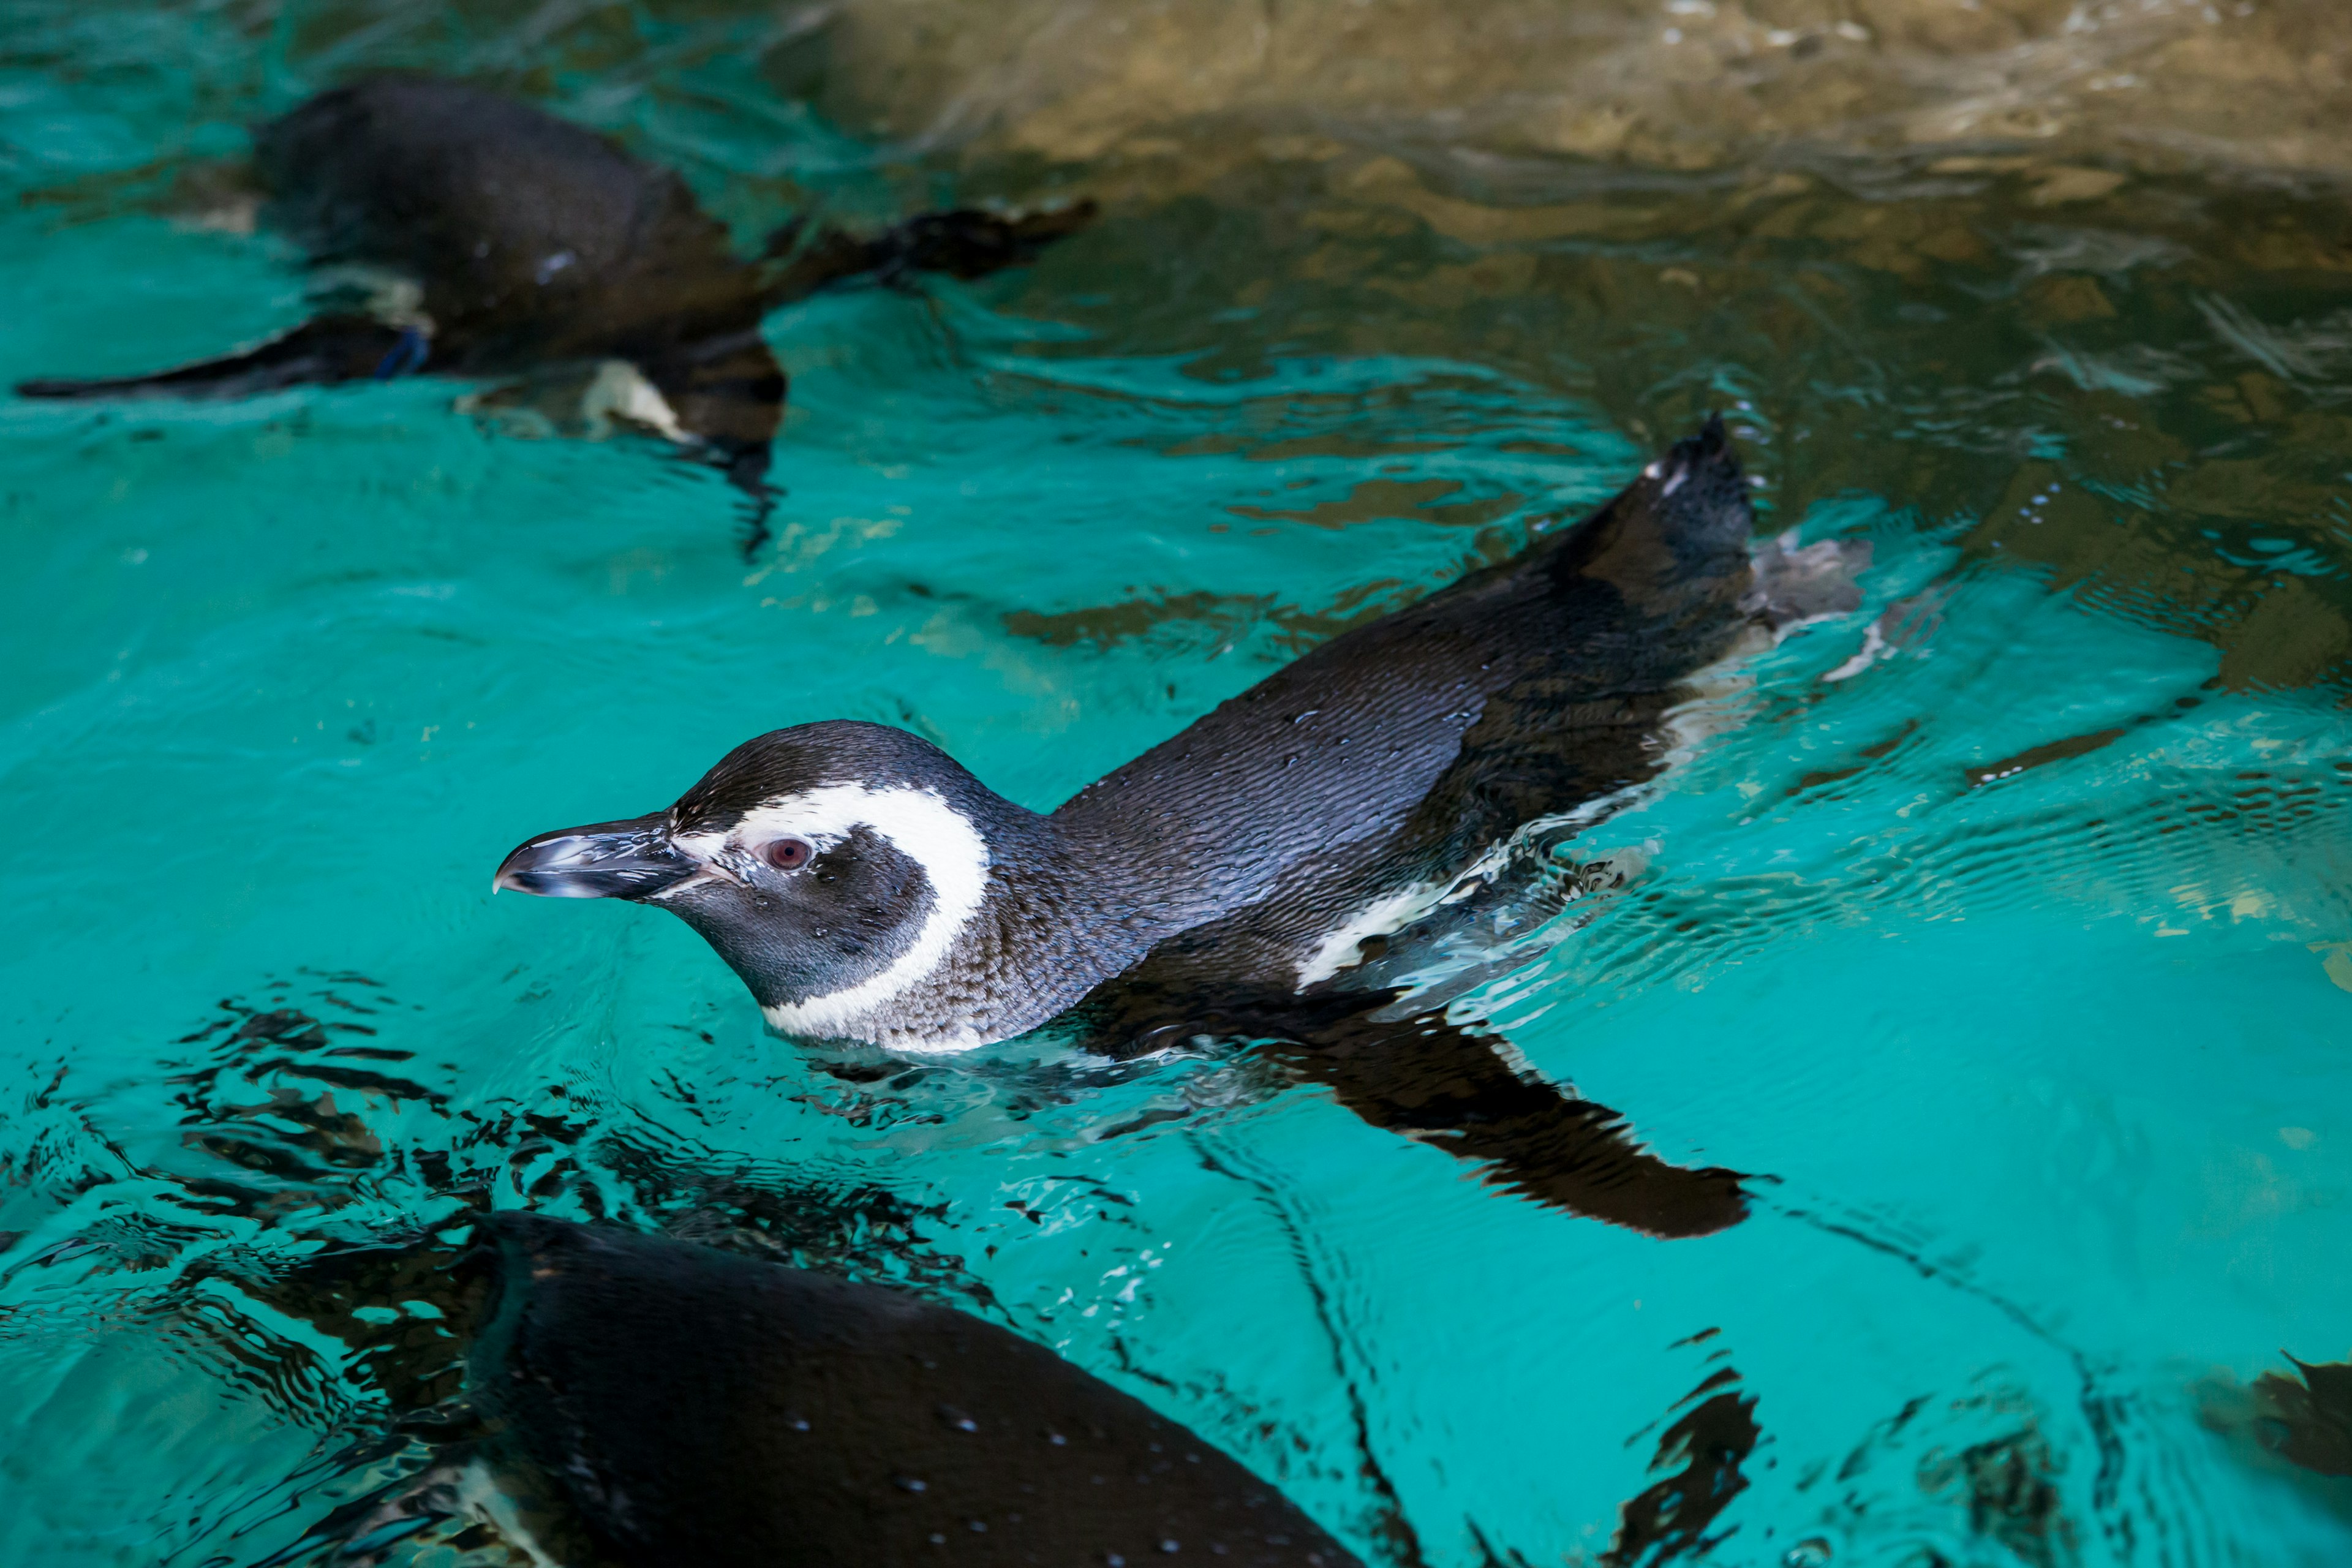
[{"xmin": 7, "ymin": 4, "xmax": 2352, "ymax": 1565}]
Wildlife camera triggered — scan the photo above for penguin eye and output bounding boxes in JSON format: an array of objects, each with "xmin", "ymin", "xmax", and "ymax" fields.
[{"xmin": 761, "ymin": 837, "xmax": 813, "ymax": 872}]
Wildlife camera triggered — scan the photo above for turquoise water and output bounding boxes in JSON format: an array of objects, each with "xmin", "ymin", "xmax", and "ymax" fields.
[{"xmin": 8, "ymin": 4, "xmax": 2352, "ymax": 1565}]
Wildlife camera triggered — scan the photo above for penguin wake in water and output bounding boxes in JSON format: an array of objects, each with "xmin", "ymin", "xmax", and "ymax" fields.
[
  {"xmin": 292, "ymin": 1214, "xmax": 1360, "ymax": 1567},
  {"xmin": 15, "ymin": 76, "xmax": 1092, "ymax": 544},
  {"xmin": 497, "ymin": 419, "xmax": 1864, "ymax": 1238}
]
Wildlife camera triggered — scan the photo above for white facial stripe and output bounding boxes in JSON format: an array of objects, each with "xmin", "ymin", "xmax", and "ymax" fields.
[{"xmin": 677, "ymin": 783, "xmax": 991, "ymax": 1041}]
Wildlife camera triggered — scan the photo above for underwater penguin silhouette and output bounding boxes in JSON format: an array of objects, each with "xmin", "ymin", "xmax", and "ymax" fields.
[
  {"xmin": 15, "ymin": 76, "xmax": 1093, "ymax": 541},
  {"xmin": 497, "ymin": 420, "xmax": 1866, "ymax": 1239},
  {"xmin": 290, "ymin": 1215, "xmax": 1362, "ymax": 1567}
]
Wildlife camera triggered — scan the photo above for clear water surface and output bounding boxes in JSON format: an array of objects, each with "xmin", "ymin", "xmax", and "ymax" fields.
[{"xmin": 4, "ymin": 3, "xmax": 2352, "ymax": 1566}]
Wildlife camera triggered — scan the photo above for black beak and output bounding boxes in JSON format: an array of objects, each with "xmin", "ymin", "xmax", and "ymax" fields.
[{"xmin": 494, "ymin": 813, "xmax": 698, "ymax": 900}]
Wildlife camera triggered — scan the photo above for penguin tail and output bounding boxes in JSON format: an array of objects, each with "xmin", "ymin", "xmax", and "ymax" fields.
[
  {"xmin": 1534, "ymin": 413, "xmax": 1758, "ymax": 616},
  {"xmin": 1624, "ymin": 412, "xmax": 1756, "ymax": 556},
  {"xmin": 755, "ymin": 198, "xmax": 1098, "ymax": 304},
  {"xmin": 16, "ymin": 314, "xmax": 419, "ymax": 402}
]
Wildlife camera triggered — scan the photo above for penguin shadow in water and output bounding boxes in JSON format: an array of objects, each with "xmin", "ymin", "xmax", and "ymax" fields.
[
  {"xmin": 271, "ymin": 1213, "xmax": 1363, "ymax": 1568},
  {"xmin": 15, "ymin": 75, "xmax": 1095, "ymax": 552},
  {"xmin": 495, "ymin": 419, "xmax": 1872, "ymax": 1242}
]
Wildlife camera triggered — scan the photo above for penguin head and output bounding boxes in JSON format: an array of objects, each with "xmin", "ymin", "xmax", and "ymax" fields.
[{"xmin": 496, "ymin": 721, "xmax": 1027, "ymax": 1047}]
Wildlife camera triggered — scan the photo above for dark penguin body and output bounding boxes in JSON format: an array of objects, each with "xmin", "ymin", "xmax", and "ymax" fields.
[
  {"xmin": 500, "ymin": 421, "xmax": 1856, "ymax": 1237},
  {"xmin": 17, "ymin": 77, "xmax": 1090, "ymax": 531},
  {"xmin": 301, "ymin": 1215, "xmax": 1360, "ymax": 1567}
]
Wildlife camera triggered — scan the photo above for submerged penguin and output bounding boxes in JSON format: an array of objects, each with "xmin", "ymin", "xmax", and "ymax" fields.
[
  {"xmin": 297, "ymin": 1214, "xmax": 1360, "ymax": 1567},
  {"xmin": 497, "ymin": 420, "xmax": 1861, "ymax": 1238},
  {"xmin": 16, "ymin": 76, "xmax": 1091, "ymax": 538}
]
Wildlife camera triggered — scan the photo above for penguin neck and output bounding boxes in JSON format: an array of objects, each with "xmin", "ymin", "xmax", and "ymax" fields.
[{"xmin": 833, "ymin": 808, "xmax": 1179, "ymax": 1053}]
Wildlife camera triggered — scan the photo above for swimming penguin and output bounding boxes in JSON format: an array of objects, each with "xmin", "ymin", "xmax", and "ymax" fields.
[
  {"xmin": 298, "ymin": 1213, "xmax": 1361, "ymax": 1567},
  {"xmin": 15, "ymin": 76, "xmax": 1092, "ymax": 540},
  {"xmin": 496, "ymin": 420, "xmax": 1859, "ymax": 1237}
]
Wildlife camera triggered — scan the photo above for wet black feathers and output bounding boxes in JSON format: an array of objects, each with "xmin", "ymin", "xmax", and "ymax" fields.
[
  {"xmin": 477, "ymin": 1214, "xmax": 1362, "ymax": 1568},
  {"xmin": 1060, "ymin": 419, "xmax": 1761, "ymax": 1237}
]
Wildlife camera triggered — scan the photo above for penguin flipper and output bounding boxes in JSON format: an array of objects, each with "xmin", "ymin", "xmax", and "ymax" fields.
[
  {"xmin": 756, "ymin": 199, "xmax": 1099, "ymax": 304},
  {"xmin": 1268, "ymin": 1002, "xmax": 1752, "ymax": 1239},
  {"xmin": 16, "ymin": 314, "xmax": 418, "ymax": 401},
  {"xmin": 1083, "ymin": 982, "xmax": 1749, "ymax": 1238},
  {"xmin": 867, "ymin": 200, "xmax": 1101, "ymax": 282}
]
